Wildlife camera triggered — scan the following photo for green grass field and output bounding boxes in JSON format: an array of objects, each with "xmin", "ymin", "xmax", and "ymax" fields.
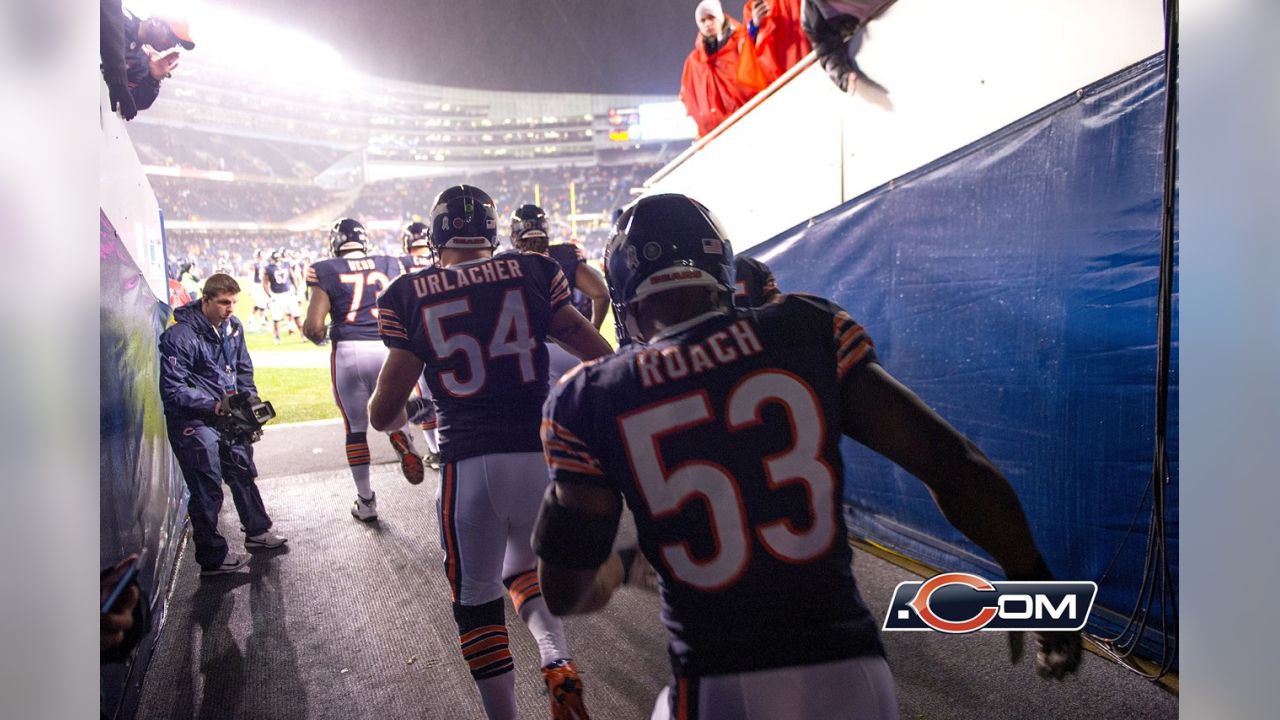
[
  {"xmin": 242, "ymin": 304, "xmax": 617, "ymax": 426},
  {"xmin": 245, "ymin": 329, "xmax": 338, "ymax": 424}
]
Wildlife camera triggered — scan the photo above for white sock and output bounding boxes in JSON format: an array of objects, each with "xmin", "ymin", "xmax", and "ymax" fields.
[
  {"xmin": 474, "ymin": 672, "xmax": 518, "ymax": 720},
  {"xmin": 421, "ymin": 426, "xmax": 439, "ymax": 454},
  {"xmin": 518, "ymin": 595, "xmax": 571, "ymax": 667},
  {"xmin": 351, "ymin": 463, "xmax": 372, "ymax": 499}
]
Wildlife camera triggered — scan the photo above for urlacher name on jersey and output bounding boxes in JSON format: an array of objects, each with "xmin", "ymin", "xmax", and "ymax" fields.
[
  {"xmin": 636, "ymin": 319, "xmax": 764, "ymax": 388},
  {"xmin": 411, "ymin": 258, "xmax": 525, "ymax": 298}
]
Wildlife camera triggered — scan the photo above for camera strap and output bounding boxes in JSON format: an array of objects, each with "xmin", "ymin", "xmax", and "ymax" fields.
[{"xmin": 217, "ymin": 324, "xmax": 237, "ymax": 394}]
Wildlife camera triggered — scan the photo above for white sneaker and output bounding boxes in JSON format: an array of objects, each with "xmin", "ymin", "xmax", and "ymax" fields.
[
  {"xmin": 200, "ymin": 553, "xmax": 250, "ymax": 576},
  {"xmin": 245, "ymin": 530, "xmax": 288, "ymax": 549},
  {"xmin": 351, "ymin": 492, "xmax": 377, "ymax": 521}
]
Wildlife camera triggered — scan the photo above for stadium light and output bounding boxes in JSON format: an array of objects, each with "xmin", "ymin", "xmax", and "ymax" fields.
[{"xmin": 124, "ymin": 1, "xmax": 356, "ymax": 90}]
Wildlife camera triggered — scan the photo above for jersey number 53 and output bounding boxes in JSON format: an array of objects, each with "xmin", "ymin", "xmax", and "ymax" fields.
[{"xmin": 619, "ymin": 370, "xmax": 838, "ymax": 591}]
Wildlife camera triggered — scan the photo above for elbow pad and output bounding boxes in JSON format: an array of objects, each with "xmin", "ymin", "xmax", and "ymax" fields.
[{"xmin": 532, "ymin": 484, "xmax": 619, "ymax": 570}]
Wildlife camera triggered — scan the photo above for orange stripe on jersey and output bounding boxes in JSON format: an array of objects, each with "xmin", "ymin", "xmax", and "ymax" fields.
[
  {"xmin": 548, "ymin": 458, "xmax": 606, "ymax": 478},
  {"xmin": 549, "ymin": 271, "xmax": 571, "ymax": 306},
  {"xmin": 837, "ymin": 343, "xmax": 872, "ymax": 380},
  {"xmin": 542, "ymin": 438, "xmax": 600, "ymax": 466},
  {"xmin": 543, "ymin": 418, "xmax": 589, "ymax": 447}
]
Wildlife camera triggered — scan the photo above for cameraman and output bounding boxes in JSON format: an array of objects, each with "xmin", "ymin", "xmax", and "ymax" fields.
[{"xmin": 159, "ymin": 273, "xmax": 286, "ymax": 576}]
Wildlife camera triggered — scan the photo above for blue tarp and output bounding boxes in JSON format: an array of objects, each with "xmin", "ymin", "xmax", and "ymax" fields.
[
  {"xmin": 100, "ymin": 210, "xmax": 188, "ymax": 719},
  {"xmin": 749, "ymin": 56, "xmax": 1177, "ymax": 657}
]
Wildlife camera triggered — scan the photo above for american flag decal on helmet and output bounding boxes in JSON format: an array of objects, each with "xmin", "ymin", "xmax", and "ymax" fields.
[{"xmin": 702, "ymin": 237, "xmax": 723, "ymax": 255}]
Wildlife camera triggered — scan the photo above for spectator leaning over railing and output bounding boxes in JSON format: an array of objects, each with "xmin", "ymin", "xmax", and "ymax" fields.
[
  {"xmin": 113, "ymin": 4, "xmax": 195, "ymax": 114},
  {"xmin": 680, "ymin": 1, "xmax": 759, "ymax": 138},
  {"xmin": 738, "ymin": 0, "xmax": 812, "ymax": 91},
  {"xmin": 801, "ymin": 0, "xmax": 894, "ymax": 95}
]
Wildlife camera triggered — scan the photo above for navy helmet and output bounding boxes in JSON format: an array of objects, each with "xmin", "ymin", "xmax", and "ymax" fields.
[
  {"xmin": 401, "ymin": 221, "xmax": 430, "ymax": 254},
  {"xmin": 510, "ymin": 203, "xmax": 550, "ymax": 252},
  {"xmin": 329, "ymin": 218, "xmax": 369, "ymax": 257},
  {"xmin": 428, "ymin": 185, "xmax": 499, "ymax": 253},
  {"xmin": 603, "ymin": 193, "xmax": 734, "ymax": 345}
]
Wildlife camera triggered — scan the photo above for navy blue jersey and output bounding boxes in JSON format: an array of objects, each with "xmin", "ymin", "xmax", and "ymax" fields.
[
  {"xmin": 543, "ymin": 294, "xmax": 885, "ymax": 678},
  {"xmin": 378, "ymin": 253, "xmax": 573, "ymax": 462},
  {"xmin": 547, "ymin": 243, "xmax": 584, "ymax": 290},
  {"xmin": 253, "ymin": 262, "xmax": 264, "ymax": 284},
  {"xmin": 307, "ymin": 255, "xmax": 402, "ymax": 342},
  {"xmin": 399, "ymin": 254, "xmax": 434, "ymax": 273},
  {"xmin": 264, "ymin": 262, "xmax": 294, "ymax": 293},
  {"xmin": 548, "ymin": 244, "xmax": 594, "ymax": 319},
  {"xmin": 734, "ymin": 256, "xmax": 778, "ymax": 308}
]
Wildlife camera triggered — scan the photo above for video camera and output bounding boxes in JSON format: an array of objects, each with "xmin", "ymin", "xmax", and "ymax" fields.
[{"xmin": 214, "ymin": 391, "xmax": 276, "ymax": 444}]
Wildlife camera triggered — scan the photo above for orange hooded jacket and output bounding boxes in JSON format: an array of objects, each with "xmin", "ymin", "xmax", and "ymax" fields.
[
  {"xmin": 680, "ymin": 20, "xmax": 759, "ymax": 138},
  {"xmin": 739, "ymin": 0, "xmax": 813, "ymax": 89}
]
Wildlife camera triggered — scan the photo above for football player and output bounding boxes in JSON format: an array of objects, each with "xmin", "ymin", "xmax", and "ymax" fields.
[
  {"xmin": 733, "ymin": 255, "xmax": 781, "ymax": 307},
  {"xmin": 535, "ymin": 194, "xmax": 1083, "ymax": 719},
  {"xmin": 510, "ymin": 204, "xmax": 610, "ymax": 329},
  {"xmin": 303, "ymin": 218, "xmax": 426, "ymax": 521},
  {"xmin": 369, "ymin": 185, "xmax": 611, "ymax": 720},
  {"xmin": 250, "ymin": 249, "xmax": 269, "ymax": 332},
  {"xmin": 262, "ymin": 249, "xmax": 302, "ymax": 344},
  {"xmin": 511, "ymin": 204, "xmax": 612, "ymax": 384},
  {"xmin": 399, "ymin": 220, "xmax": 442, "ymax": 467},
  {"xmin": 399, "ymin": 221, "xmax": 435, "ymax": 272}
]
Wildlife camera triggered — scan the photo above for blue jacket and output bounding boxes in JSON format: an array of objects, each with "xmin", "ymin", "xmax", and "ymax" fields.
[
  {"xmin": 122, "ymin": 11, "xmax": 161, "ymax": 111},
  {"xmin": 159, "ymin": 301, "xmax": 257, "ymax": 428}
]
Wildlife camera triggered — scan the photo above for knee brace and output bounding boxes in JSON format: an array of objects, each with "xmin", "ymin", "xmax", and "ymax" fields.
[
  {"xmin": 503, "ymin": 570, "xmax": 543, "ymax": 615},
  {"xmin": 344, "ymin": 432, "xmax": 369, "ymax": 466},
  {"xmin": 453, "ymin": 598, "xmax": 512, "ymax": 680}
]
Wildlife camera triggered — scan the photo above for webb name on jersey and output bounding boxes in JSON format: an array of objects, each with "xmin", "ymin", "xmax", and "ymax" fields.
[{"xmin": 306, "ymin": 255, "xmax": 402, "ymax": 342}]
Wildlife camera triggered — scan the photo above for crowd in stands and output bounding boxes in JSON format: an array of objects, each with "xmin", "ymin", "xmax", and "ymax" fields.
[
  {"xmin": 150, "ymin": 176, "xmax": 338, "ymax": 223},
  {"xmin": 350, "ymin": 163, "xmax": 659, "ymax": 227},
  {"xmin": 129, "ymin": 123, "xmax": 351, "ymax": 180}
]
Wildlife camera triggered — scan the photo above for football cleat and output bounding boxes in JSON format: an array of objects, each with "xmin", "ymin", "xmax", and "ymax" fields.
[
  {"xmin": 541, "ymin": 659, "xmax": 590, "ymax": 720},
  {"xmin": 351, "ymin": 493, "xmax": 378, "ymax": 521},
  {"xmin": 389, "ymin": 430, "xmax": 425, "ymax": 485}
]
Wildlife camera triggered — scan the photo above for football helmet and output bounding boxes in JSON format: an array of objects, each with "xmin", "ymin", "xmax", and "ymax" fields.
[
  {"xmin": 603, "ymin": 193, "xmax": 735, "ymax": 345},
  {"xmin": 329, "ymin": 218, "xmax": 369, "ymax": 257},
  {"xmin": 510, "ymin": 203, "xmax": 550, "ymax": 252},
  {"xmin": 427, "ymin": 185, "xmax": 498, "ymax": 254},
  {"xmin": 401, "ymin": 221, "xmax": 430, "ymax": 254}
]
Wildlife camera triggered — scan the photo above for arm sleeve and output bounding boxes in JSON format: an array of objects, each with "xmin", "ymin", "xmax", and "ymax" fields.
[
  {"xmin": 100, "ymin": 0, "xmax": 128, "ymax": 88},
  {"xmin": 801, "ymin": 0, "xmax": 857, "ymax": 92},
  {"xmin": 158, "ymin": 329, "xmax": 219, "ymax": 416},
  {"xmin": 822, "ymin": 301, "xmax": 878, "ymax": 397},
  {"xmin": 376, "ymin": 291, "xmax": 414, "ymax": 352},
  {"xmin": 542, "ymin": 369, "xmax": 611, "ymax": 489},
  {"xmin": 127, "ymin": 64, "xmax": 160, "ymax": 111},
  {"xmin": 235, "ymin": 333, "xmax": 257, "ymax": 396},
  {"xmin": 547, "ymin": 266, "xmax": 573, "ymax": 313}
]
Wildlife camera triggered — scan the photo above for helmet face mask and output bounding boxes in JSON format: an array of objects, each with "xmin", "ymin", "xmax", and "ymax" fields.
[
  {"xmin": 330, "ymin": 218, "xmax": 369, "ymax": 257},
  {"xmin": 510, "ymin": 204, "xmax": 550, "ymax": 253},
  {"xmin": 428, "ymin": 185, "xmax": 499, "ymax": 258},
  {"xmin": 604, "ymin": 194, "xmax": 735, "ymax": 346},
  {"xmin": 402, "ymin": 221, "xmax": 430, "ymax": 255}
]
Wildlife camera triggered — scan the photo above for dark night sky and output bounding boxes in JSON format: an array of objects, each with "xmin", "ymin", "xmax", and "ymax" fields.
[{"xmin": 223, "ymin": 0, "xmax": 712, "ymax": 95}]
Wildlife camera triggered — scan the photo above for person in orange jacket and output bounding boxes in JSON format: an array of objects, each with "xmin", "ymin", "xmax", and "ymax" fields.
[
  {"xmin": 739, "ymin": 0, "xmax": 813, "ymax": 89},
  {"xmin": 680, "ymin": 0, "xmax": 759, "ymax": 138}
]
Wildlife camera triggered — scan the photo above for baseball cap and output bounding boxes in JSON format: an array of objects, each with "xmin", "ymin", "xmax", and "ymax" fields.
[{"xmin": 158, "ymin": 17, "xmax": 195, "ymax": 50}]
